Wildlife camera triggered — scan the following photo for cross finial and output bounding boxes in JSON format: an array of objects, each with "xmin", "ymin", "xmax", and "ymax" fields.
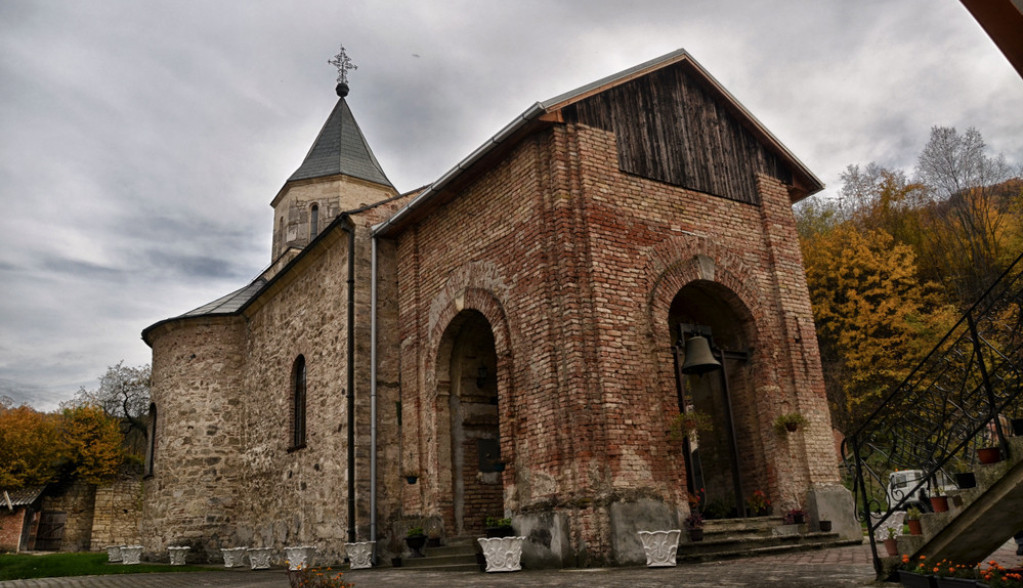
[{"xmin": 328, "ymin": 44, "xmax": 357, "ymax": 86}]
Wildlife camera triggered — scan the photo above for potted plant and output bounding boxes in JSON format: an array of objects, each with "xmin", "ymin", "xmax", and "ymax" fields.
[
  {"xmin": 484, "ymin": 516, "xmax": 514, "ymax": 538},
  {"xmin": 930, "ymin": 487, "xmax": 949, "ymax": 513},
  {"xmin": 405, "ymin": 526, "xmax": 427, "ymax": 557},
  {"xmin": 668, "ymin": 410, "xmax": 713, "ymax": 441},
  {"xmin": 746, "ymin": 489, "xmax": 771, "ymax": 516},
  {"xmin": 784, "ymin": 508, "xmax": 806, "ymax": 525},
  {"xmin": 818, "ymin": 519, "xmax": 832, "ymax": 533},
  {"xmin": 478, "ymin": 518, "xmax": 524, "ymax": 573},
  {"xmin": 906, "ymin": 507, "xmax": 923, "ymax": 536},
  {"xmin": 899, "ymin": 554, "xmax": 936, "ymax": 588},
  {"xmin": 773, "ymin": 412, "xmax": 808, "ymax": 434},
  {"xmin": 978, "ymin": 445, "xmax": 1002, "ymax": 464},
  {"xmin": 884, "ymin": 526, "xmax": 900, "ymax": 556},
  {"xmin": 953, "ymin": 471, "xmax": 976, "ymax": 489},
  {"xmin": 685, "ymin": 511, "xmax": 705, "ymax": 542}
]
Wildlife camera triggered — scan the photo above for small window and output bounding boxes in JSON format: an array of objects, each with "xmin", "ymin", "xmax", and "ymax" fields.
[
  {"xmin": 145, "ymin": 403, "xmax": 157, "ymax": 476},
  {"xmin": 291, "ymin": 355, "xmax": 307, "ymax": 449},
  {"xmin": 310, "ymin": 204, "xmax": 319, "ymax": 239}
]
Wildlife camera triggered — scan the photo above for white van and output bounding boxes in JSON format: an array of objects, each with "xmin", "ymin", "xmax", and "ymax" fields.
[{"xmin": 886, "ymin": 470, "xmax": 928, "ymax": 511}]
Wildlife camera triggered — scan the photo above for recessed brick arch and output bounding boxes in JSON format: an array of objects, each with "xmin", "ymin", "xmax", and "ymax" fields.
[{"xmin": 425, "ymin": 285, "xmax": 516, "ymax": 536}]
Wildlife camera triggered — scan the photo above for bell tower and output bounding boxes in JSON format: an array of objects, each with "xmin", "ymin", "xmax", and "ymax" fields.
[{"xmin": 270, "ymin": 44, "xmax": 397, "ymax": 263}]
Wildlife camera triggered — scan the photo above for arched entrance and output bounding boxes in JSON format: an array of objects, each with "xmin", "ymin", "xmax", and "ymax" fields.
[
  {"xmin": 435, "ymin": 310, "xmax": 503, "ymax": 537},
  {"xmin": 668, "ymin": 280, "xmax": 765, "ymax": 518}
]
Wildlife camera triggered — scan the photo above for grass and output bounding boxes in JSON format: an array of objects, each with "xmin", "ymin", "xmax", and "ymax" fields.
[{"xmin": 0, "ymin": 551, "xmax": 217, "ymax": 581}]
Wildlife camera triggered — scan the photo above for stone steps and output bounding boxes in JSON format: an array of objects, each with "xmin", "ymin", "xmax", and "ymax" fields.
[{"xmin": 397, "ymin": 538, "xmax": 480, "ymax": 572}]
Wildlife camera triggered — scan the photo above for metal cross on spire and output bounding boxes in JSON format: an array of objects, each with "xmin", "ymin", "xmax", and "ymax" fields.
[{"xmin": 328, "ymin": 44, "xmax": 357, "ymax": 86}]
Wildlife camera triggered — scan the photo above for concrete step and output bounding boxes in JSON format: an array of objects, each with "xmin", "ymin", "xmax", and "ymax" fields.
[
  {"xmin": 396, "ymin": 538, "xmax": 480, "ymax": 572},
  {"xmin": 678, "ymin": 533, "xmax": 860, "ymax": 563}
]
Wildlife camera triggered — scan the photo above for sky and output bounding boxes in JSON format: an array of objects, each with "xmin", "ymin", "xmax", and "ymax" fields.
[{"xmin": 1, "ymin": 1, "xmax": 1021, "ymax": 411}]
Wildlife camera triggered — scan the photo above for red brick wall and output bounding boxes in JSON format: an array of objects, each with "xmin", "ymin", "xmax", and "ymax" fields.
[
  {"xmin": 0, "ymin": 509, "xmax": 27, "ymax": 552},
  {"xmin": 396, "ymin": 119, "xmax": 837, "ymax": 562}
]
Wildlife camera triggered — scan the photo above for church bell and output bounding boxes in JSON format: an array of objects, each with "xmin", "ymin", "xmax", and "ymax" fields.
[{"xmin": 681, "ymin": 335, "xmax": 722, "ymax": 375}]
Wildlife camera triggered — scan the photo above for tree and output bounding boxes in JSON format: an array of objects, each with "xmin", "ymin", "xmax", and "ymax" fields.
[
  {"xmin": 801, "ymin": 224, "xmax": 954, "ymax": 430},
  {"xmin": 71, "ymin": 361, "xmax": 151, "ymax": 438},
  {"xmin": 57, "ymin": 405, "xmax": 125, "ymax": 485},
  {"xmin": 0, "ymin": 405, "xmax": 62, "ymax": 488}
]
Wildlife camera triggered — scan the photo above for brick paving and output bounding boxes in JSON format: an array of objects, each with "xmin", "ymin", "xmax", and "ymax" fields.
[{"xmin": 3, "ymin": 542, "xmax": 1020, "ymax": 588}]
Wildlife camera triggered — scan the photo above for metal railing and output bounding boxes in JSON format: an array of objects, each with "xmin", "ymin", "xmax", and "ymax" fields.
[{"xmin": 841, "ymin": 250, "xmax": 1023, "ymax": 577}]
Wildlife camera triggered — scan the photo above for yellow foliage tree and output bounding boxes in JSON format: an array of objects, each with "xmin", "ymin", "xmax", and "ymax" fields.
[
  {"xmin": 0, "ymin": 405, "xmax": 62, "ymax": 488},
  {"xmin": 801, "ymin": 224, "xmax": 954, "ymax": 431}
]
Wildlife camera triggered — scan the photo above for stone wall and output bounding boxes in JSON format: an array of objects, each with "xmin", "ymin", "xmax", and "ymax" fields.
[
  {"xmin": 40, "ymin": 481, "xmax": 96, "ymax": 552},
  {"xmin": 91, "ymin": 473, "xmax": 143, "ymax": 550}
]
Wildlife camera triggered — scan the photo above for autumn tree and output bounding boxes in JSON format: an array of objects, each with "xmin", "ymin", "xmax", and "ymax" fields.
[
  {"xmin": 800, "ymin": 224, "xmax": 953, "ymax": 431},
  {"xmin": 0, "ymin": 403, "xmax": 126, "ymax": 489},
  {"xmin": 0, "ymin": 405, "xmax": 63, "ymax": 488}
]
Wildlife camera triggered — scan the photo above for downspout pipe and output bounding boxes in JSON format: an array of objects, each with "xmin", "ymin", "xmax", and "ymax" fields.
[
  {"xmin": 369, "ymin": 235, "xmax": 378, "ymax": 558},
  {"xmin": 343, "ymin": 217, "xmax": 357, "ymax": 544}
]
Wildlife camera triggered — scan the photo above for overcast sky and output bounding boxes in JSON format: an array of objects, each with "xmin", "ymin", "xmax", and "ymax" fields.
[{"xmin": 1, "ymin": 1, "xmax": 1021, "ymax": 410}]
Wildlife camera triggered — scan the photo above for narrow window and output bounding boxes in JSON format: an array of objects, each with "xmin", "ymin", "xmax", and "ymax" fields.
[
  {"xmin": 145, "ymin": 403, "xmax": 157, "ymax": 476},
  {"xmin": 310, "ymin": 204, "xmax": 319, "ymax": 239},
  {"xmin": 291, "ymin": 355, "xmax": 307, "ymax": 449}
]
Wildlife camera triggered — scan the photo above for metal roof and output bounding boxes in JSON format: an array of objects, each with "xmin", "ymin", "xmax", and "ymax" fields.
[
  {"xmin": 287, "ymin": 98, "xmax": 393, "ymax": 188},
  {"xmin": 179, "ymin": 278, "xmax": 267, "ymax": 318},
  {"xmin": 2, "ymin": 485, "xmax": 45, "ymax": 508}
]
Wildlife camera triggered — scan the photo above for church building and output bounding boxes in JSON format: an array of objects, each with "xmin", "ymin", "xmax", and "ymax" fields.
[{"xmin": 140, "ymin": 48, "xmax": 856, "ymax": 567}]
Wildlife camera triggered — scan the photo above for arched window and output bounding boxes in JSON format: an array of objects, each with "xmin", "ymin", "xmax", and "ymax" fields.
[
  {"xmin": 291, "ymin": 355, "xmax": 307, "ymax": 449},
  {"xmin": 145, "ymin": 403, "xmax": 157, "ymax": 476},
  {"xmin": 310, "ymin": 204, "xmax": 319, "ymax": 239}
]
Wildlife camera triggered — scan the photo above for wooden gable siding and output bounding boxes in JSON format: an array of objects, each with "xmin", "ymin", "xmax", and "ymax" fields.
[{"xmin": 565, "ymin": 62, "xmax": 792, "ymax": 205}]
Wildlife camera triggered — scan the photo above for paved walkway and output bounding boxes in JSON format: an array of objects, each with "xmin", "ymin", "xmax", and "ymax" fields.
[{"xmin": 2, "ymin": 542, "xmax": 1018, "ymax": 588}]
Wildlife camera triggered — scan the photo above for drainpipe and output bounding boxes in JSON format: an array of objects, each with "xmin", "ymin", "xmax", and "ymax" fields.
[
  {"xmin": 343, "ymin": 217, "xmax": 357, "ymax": 544},
  {"xmin": 370, "ymin": 235, "xmax": 378, "ymax": 557}
]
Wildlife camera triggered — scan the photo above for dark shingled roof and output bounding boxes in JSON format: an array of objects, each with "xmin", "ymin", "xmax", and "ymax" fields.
[
  {"xmin": 287, "ymin": 98, "xmax": 393, "ymax": 188},
  {"xmin": 179, "ymin": 278, "xmax": 267, "ymax": 318},
  {"xmin": 3, "ymin": 485, "xmax": 45, "ymax": 507}
]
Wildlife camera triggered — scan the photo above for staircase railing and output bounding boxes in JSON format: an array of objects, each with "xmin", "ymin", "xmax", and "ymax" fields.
[{"xmin": 840, "ymin": 250, "xmax": 1023, "ymax": 577}]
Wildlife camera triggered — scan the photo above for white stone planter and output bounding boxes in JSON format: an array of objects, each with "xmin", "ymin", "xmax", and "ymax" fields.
[
  {"xmin": 477, "ymin": 536, "xmax": 525, "ymax": 572},
  {"xmin": 637, "ymin": 530, "xmax": 681, "ymax": 567},
  {"xmin": 285, "ymin": 545, "xmax": 317, "ymax": 570},
  {"xmin": 345, "ymin": 541, "xmax": 374, "ymax": 570},
  {"xmin": 106, "ymin": 545, "xmax": 123, "ymax": 563},
  {"xmin": 167, "ymin": 546, "xmax": 190, "ymax": 565},
  {"xmin": 221, "ymin": 547, "xmax": 247, "ymax": 568},
  {"xmin": 120, "ymin": 545, "xmax": 143, "ymax": 565},
  {"xmin": 247, "ymin": 547, "xmax": 273, "ymax": 570}
]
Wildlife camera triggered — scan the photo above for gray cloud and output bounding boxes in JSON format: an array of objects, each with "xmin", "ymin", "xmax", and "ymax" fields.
[{"xmin": 1, "ymin": 0, "xmax": 1021, "ymax": 411}]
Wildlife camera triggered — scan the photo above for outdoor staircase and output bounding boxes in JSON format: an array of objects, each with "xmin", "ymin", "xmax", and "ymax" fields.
[
  {"xmin": 842, "ymin": 250, "xmax": 1023, "ymax": 579},
  {"xmin": 677, "ymin": 516, "xmax": 860, "ymax": 563},
  {"xmin": 397, "ymin": 537, "xmax": 479, "ymax": 572},
  {"xmin": 882, "ymin": 435, "xmax": 1023, "ymax": 575}
]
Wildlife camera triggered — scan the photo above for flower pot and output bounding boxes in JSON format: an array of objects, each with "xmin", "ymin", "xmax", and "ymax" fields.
[
  {"xmin": 477, "ymin": 536, "xmax": 525, "ymax": 572},
  {"xmin": 221, "ymin": 547, "xmax": 247, "ymax": 568},
  {"xmin": 345, "ymin": 541, "xmax": 375, "ymax": 570},
  {"xmin": 636, "ymin": 530, "xmax": 681, "ymax": 567},
  {"xmin": 819, "ymin": 520, "xmax": 832, "ymax": 533},
  {"xmin": 247, "ymin": 547, "xmax": 272, "ymax": 570},
  {"xmin": 884, "ymin": 537, "xmax": 899, "ymax": 556},
  {"xmin": 930, "ymin": 496, "xmax": 949, "ymax": 513},
  {"xmin": 405, "ymin": 534, "xmax": 427, "ymax": 557},
  {"xmin": 954, "ymin": 472, "xmax": 976, "ymax": 489},
  {"xmin": 907, "ymin": 519, "xmax": 923, "ymax": 535},
  {"xmin": 898, "ymin": 570, "xmax": 938, "ymax": 588},
  {"xmin": 687, "ymin": 528, "xmax": 704, "ymax": 542},
  {"xmin": 167, "ymin": 546, "xmax": 190, "ymax": 565},
  {"xmin": 391, "ymin": 557, "xmax": 402, "ymax": 567},
  {"xmin": 978, "ymin": 447, "xmax": 1002, "ymax": 464},
  {"xmin": 938, "ymin": 578, "xmax": 978, "ymax": 588},
  {"xmin": 121, "ymin": 545, "xmax": 143, "ymax": 565},
  {"xmin": 106, "ymin": 545, "xmax": 123, "ymax": 563},
  {"xmin": 285, "ymin": 545, "xmax": 316, "ymax": 570}
]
